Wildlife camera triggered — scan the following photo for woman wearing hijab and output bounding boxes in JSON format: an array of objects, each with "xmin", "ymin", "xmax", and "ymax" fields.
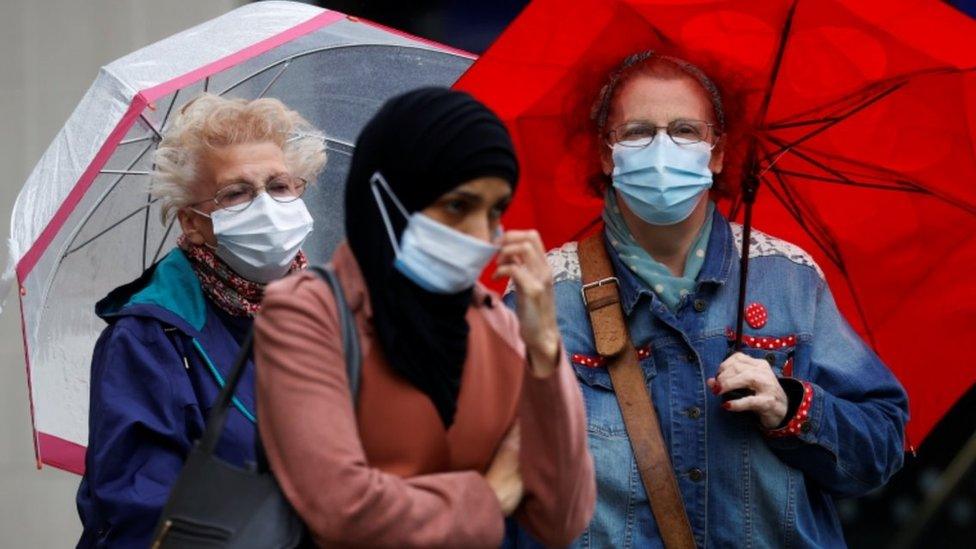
[
  {"xmin": 253, "ymin": 87, "xmax": 595, "ymax": 547},
  {"xmin": 76, "ymin": 93, "xmax": 325, "ymax": 548}
]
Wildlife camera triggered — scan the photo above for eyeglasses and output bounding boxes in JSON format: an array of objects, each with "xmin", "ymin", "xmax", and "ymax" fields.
[
  {"xmin": 604, "ymin": 119, "xmax": 720, "ymax": 149},
  {"xmin": 192, "ymin": 174, "xmax": 309, "ymax": 213}
]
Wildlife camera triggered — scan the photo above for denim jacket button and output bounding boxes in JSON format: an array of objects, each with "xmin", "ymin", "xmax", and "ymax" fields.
[
  {"xmin": 693, "ymin": 299, "xmax": 707, "ymax": 312},
  {"xmin": 764, "ymin": 353, "xmax": 777, "ymax": 366},
  {"xmin": 686, "ymin": 406, "xmax": 702, "ymax": 419},
  {"xmin": 800, "ymin": 421, "xmax": 812, "ymax": 433},
  {"xmin": 686, "ymin": 352, "xmax": 697, "ymax": 363},
  {"xmin": 688, "ymin": 467, "xmax": 705, "ymax": 482}
]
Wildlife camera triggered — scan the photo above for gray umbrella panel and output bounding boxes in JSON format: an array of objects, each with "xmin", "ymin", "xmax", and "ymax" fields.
[{"xmin": 24, "ymin": 16, "xmax": 471, "ymax": 461}]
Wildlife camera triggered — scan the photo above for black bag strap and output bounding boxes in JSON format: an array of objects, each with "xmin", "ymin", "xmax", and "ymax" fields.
[
  {"xmin": 198, "ymin": 265, "xmax": 361, "ymax": 457},
  {"xmin": 310, "ymin": 265, "xmax": 362, "ymax": 402}
]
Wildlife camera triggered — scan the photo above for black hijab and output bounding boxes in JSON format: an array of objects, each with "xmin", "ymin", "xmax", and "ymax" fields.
[{"xmin": 344, "ymin": 88, "xmax": 519, "ymax": 427}]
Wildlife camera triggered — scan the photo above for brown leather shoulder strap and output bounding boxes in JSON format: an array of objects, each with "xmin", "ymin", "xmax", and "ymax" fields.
[{"xmin": 578, "ymin": 234, "xmax": 696, "ymax": 549}]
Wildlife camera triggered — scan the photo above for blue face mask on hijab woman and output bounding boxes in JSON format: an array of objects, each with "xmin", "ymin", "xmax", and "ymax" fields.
[
  {"xmin": 370, "ymin": 172, "xmax": 500, "ymax": 294},
  {"xmin": 610, "ymin": 132, "xmax": 714, "ymax": 226}
]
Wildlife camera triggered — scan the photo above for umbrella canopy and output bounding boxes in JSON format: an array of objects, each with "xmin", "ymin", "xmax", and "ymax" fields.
[
  {"xmin": 2, "ymin": 0, "xmax": 473, "ymax": 474},
  {"xmin": 455, "ymin": 0, "xmax": 976, "ymax": 444}
]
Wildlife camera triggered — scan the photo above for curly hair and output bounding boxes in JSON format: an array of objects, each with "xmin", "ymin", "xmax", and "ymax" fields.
[{"xmin": 151, "ymin": 93, "xmax": 327, "ymax": 222}]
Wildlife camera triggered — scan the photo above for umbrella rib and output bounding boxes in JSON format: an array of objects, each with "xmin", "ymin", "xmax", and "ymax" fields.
[
  {"xmin": 159, "ymin": 88, "xmax": 180, "ymax": 133},
  {"xmin": 760, "ymin": 141, "xmax": 844, "ymax": 267},
  {"xmin": 756, "ymin": 0, "xmax": 800, "ymax": 126},
  {"xmin": 613, "ymin": 1, "xmax": 675, "ymax": 46},
  {"xmin": 766, "ymin": 82, "xmax": 897, "ymax": 128},
  {"xmin": 785, "ymin": 145, "xmax": 929, "ymax": 191},
  {"xmin": 217, "ymin": 43, "xmax": 455, "ymax": 97},
  {"xmin": 142, "ymin": 191, "xmax": 152, "ymax": 271},
  {"xmin": 764, "ymin": 134, "xmax": 924, "ymax": 192},
  {"xmin": 765, "ymin": 141, "xmax": 976, "ymax": 218},
  {"xmin": 325, "ymin": 138, "xmax": 355, "ymax": 153},
  {"xmin": 771, "ymin": 168, "xmax": 931, "ymax": 193},
  {"xmin": 99, "ymin": 170, "xmax": 152, "ymax": 176},
  {"xmin": 118, "ymin": 135, "xmax": 155, "ymax": 146},
  {"xmin": 768, "ymin": 66, "xmax": 972, "ymax": 128},
  {"xmin": 62, "ymin": 200, "xmax": 160, "ymax": 258},
  {"xmin": 62, "ymin": 142, "xmax": 155, "ymax": 255},
  {"xmin": 257, "ymin": 60, "xmax": 291, "ymax": 99},
  {"xmin": 760, "ymin": 171, "xmax": 813, "ymax": 242},
  {"xmin": 150, "ymin": 215, "xmax": 178, "ymax": 266},
  {"xmin": 786, "ymin": 147, "xmax": 976, "ymax": 216},
  {"xmin": 766, "ymin": 164, "xmax": 880, "ymax": 352},
  {"xmin": 764, "ymin": 171, "xmax": 843, "ymax": 270},
  {"xmin": 139, "ymin": 113, "xmax": 163, "ymax": 141},
  {"xmin": 727, "ymin": 195, "xmax": 743, "ymax": 221},
  {"xmin": 765, "ymin": 117, "xmax": 843, "ymax": 130},
  {"xmin": 788, "ymin": 145, "xmax": 911, "ymax": 178},
  {"xmin": 764, "ymin": 82, "xmax": 905, "ymax": 155}
]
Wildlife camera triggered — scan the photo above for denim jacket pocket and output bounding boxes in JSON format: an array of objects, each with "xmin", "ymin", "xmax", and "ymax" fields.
[
  {"xmin": 571, "ymin": 345, "xmax": 656, "ymax": 437},
  {"xmin": 732, "ymin": 332, "xmax": 798, "ymax": 377}
]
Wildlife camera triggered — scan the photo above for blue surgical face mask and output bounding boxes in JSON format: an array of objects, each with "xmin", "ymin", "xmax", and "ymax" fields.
[
  {"xmin": 371, "ymin": 172, "xmax": 500, "ymax": 294},
  {"xmin": 610, "ymin": 133, "xmax": 714, "ymax": 226}
]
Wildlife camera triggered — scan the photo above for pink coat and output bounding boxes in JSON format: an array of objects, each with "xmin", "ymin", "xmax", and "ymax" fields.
[{"xmin": 254, "ymin": 242, "xmax": 595, "ymax": 548}]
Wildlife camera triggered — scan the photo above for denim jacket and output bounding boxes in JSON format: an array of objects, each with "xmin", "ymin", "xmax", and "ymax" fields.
[{"xmin": 513, "ymin": 209, "xmax": 908, "ymax": 548}]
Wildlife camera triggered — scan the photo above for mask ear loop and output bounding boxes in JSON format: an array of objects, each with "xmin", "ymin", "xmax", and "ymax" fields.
[{"xmin": 369, "ymin": 171, "xmax": 411, "ymax": 255}]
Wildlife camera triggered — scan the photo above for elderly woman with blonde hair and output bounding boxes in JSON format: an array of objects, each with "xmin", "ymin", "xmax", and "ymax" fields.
[{"xmin": 75, "ymin": 93, "xmax": 325, "ymax": 548}]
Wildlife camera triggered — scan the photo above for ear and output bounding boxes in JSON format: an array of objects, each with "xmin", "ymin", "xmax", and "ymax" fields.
[
  {"xmin": 600, "ymin": 146, "xmax": 613, "ymax": 176},
  {"xmin": 177, "ymin": 209, "xmax": 207, "ymax": 246},
  {"xmin": 709, "ymin": 138, "xmax": 725, "ymax": 175}
]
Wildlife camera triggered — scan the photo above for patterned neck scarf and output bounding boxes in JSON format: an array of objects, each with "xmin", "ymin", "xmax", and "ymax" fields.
[
  {"xmin": 603, "ymin": 190, "xmax": 714, "ymax": 311},
  {"xmin": 177, "ymin": 236, "xmax": 308, "ymax": 317}
]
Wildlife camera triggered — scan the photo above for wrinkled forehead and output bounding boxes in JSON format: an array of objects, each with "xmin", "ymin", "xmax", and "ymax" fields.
[
  {"xmin": 196, "ymin": 141, "xmax": 287, "ymax": 194},
  {"xmin": 608, "ymin": 74, "xmax": 717, "ymax": 128}
]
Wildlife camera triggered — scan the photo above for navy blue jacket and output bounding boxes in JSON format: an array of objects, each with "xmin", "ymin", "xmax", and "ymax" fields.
[{"xmin": 76, "ymin": 249, "xmax": 257, "ymax": 548}]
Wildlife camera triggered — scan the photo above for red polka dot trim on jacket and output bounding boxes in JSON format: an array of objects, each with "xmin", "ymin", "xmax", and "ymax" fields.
[
  {"xmin": 725, "ymin": 328, "xmax": 797, "ymax": 350},
  {"xmin": 764, "ymin": 381, "xmax": 814, "ymax": 438},
  {"xmin": 572, "ymin": 345, "xmax": 651, "ymax": 368}
]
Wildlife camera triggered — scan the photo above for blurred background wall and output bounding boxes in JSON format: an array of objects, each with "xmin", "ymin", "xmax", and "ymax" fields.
[{"xmin": 0, "ymin": 2, "xmax": 244, "ymax": 546}]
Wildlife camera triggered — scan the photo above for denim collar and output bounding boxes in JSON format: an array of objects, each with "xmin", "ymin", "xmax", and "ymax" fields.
[{"xmin": 605, "ymin": 207, "xmax": 735, "ymax": 316}]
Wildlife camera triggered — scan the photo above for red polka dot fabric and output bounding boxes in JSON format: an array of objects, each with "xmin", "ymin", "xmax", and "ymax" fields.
[
  {"xmin": 725, "ymin": 329, "xmax": 797, "ymax": 350},
  {"xmin": 764, "ymin": 381, "xmax": 814, "ymax": 438},
  {"xmin": 572, "ymin": 345, "xmax": 651, "ymax": 369},
  {"xmin": 745, "ymin": 302, "xmax": 768, "ymax": 329}
]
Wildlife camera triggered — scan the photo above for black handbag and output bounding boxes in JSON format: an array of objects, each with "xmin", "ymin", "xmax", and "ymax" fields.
[{"xmin": 151, "ymin": 266, "xmax": 360, "ymax": 548}]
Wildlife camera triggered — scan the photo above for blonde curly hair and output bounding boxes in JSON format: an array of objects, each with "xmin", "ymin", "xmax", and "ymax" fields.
[{"xmin": 151, "ymin": 93, "xmax": 327, "ymax": 222}]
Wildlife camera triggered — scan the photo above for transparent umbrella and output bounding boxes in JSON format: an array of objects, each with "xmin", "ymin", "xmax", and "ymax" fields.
[{"xmin": 1, "ymin": 0, "xmax": 473, "ymax": 474}]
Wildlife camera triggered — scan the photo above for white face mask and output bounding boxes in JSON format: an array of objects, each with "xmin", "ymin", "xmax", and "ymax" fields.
[
  {"xmin": 371, "ymin": 172, "xmax": 500, "ymax": 294},
  {"xmin": 195, "ymin": 192, "xmax": 314, "ymax": 283}
]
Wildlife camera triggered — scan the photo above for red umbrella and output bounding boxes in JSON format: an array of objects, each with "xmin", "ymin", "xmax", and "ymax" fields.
[{"xmin": 455, "ymin": 0, "xmax": 976, "ymax": 444}]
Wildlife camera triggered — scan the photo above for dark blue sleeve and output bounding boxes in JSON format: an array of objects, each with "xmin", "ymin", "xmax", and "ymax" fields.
[
  {"xmin": 77, "ymin": 320, "xmax": 193, "ymax": 548},
  {"xmin": 502, "ymin": 291, "xmax": 516, "ymax": 311},
  {"xmin": 765, "ymin": 279, "xmax": 909, "ymax": 498}
]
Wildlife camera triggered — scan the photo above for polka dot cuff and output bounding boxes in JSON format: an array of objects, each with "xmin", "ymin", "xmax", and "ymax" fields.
[{"xmin": 764, "ymin": 381, "xmax": 814, "ymax": 438}]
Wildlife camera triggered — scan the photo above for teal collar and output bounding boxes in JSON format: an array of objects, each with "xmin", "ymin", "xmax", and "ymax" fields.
[
  {"xmin": 97, "ymin": 249, "xmax": 208, "ymax": 334},
  {"xmin": 603, "ymin": 191, "xmax": 714, "ymax": 310}
]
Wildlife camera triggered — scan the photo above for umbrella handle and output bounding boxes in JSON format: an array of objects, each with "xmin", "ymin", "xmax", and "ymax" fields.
[{"xmin": 726, "ymin": 172, "xmax": 760, "ymax": 403}]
